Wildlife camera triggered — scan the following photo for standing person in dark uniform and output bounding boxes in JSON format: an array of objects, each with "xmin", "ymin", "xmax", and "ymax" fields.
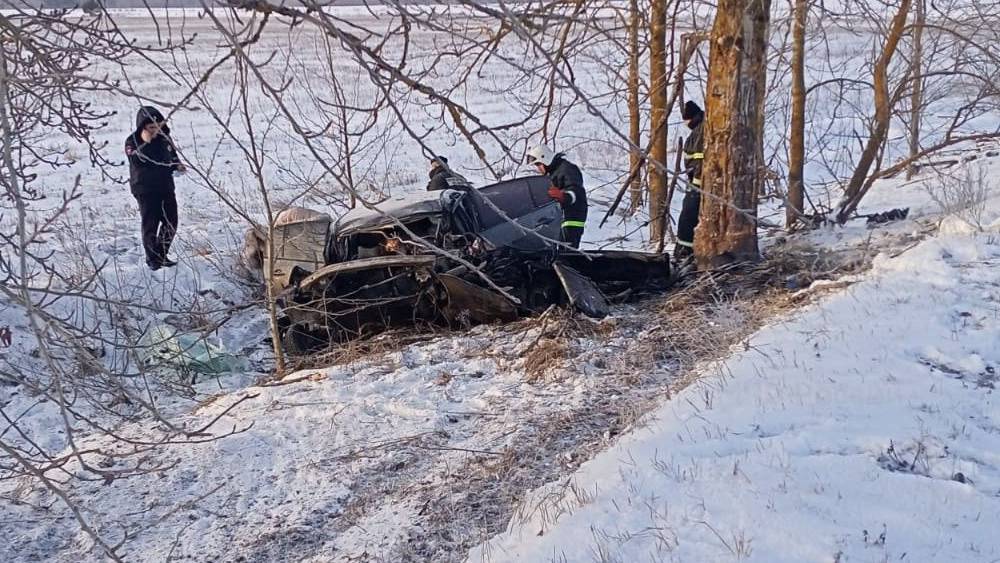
[
  {"xmin": 125, "ymin": 106, "xmax": 185, "ymax": 271},
  {"xmin": 675, "ymin": 100, "xmax": 705, "ymax": 260},
  {"xmin": 526, "ymin": 145, "xmax": 587, "ymax": 248},
  {"xmin": 426, "ymin": 155, "xmax": 469, "ymax": 191}
]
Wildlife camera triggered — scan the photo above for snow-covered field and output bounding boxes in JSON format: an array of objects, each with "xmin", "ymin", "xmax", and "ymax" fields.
[{"xmin": 3, "ymin": 7, "xmax": 1000, "ymax": 563}]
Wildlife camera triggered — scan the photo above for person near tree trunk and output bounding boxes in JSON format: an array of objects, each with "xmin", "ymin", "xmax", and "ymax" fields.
[{"xmin": 674, "ymin": 100, "xmax": 705, "ymax": 260}]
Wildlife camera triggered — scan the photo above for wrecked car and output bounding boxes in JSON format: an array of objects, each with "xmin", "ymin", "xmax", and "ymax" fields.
[{"xmin": 251, "ymin": 175, "xmax": 672, "ymax": 353}]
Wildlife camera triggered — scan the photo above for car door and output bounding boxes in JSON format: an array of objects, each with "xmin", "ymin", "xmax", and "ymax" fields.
[
  {"xmin": 476, "ymin": 176, "xmax": 562, "ymax": 251},
  {"xmin": 524, "ymin": 175, "xmax": 563, "ymax": 244}
]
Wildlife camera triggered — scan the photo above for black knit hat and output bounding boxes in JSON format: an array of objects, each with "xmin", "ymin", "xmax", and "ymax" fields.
[
  {"xmin": 430, "ymin": 155, "xmax": 448, "ymax": 165},
  {"xmin": 681, "ymin": 100, "xmax": 703, "ymax": 120}
]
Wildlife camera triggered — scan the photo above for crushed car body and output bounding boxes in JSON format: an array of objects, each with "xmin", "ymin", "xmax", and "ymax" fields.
[{"xmin": 249, "ymin": 175, "xmax": 673, "ymax": 353}]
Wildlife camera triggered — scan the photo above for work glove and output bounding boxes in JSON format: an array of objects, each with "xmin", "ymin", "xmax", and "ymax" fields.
[{"xmin": 547, "ymin": 186, "xmax": 566, "ymax": 203}]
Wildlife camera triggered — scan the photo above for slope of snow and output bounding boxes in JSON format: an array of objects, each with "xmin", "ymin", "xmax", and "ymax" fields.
[{"xmin": 471, "ymin": 172, "xmax": 1000, "ymax": 562}]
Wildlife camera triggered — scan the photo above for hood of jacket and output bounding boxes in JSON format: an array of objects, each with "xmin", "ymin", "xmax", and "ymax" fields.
[{"xmin": 135, "ymin": 106, "xmax": 169, "ymax": 133}]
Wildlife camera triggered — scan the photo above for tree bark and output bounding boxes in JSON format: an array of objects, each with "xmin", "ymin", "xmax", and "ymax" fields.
[
  {"xmin": 694, "ymin": 0, "xmax": 772, "ymax": 267},
  {"xmin": 627, "ymin": 0, "xmax": 643, "ymax": 212},
  {"xmin": 647, "ymin": 0, "xmax": 669, "ymax": 244},
  {"xmin": 787, "ymin": 0, "xmax": 807, "ymax": 227},
  {"xmin": 907, "ymin": 0, "xmax": 925, "ymax": 180},
  {"xmin": 835, "ymin": 0, "xmax": 912, "ymax": 223}
]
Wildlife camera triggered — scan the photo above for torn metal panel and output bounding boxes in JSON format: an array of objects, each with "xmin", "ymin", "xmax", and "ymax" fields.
[
  {"xmin": 438, "ymin": 274, "xmax": 519, "ymax": 325},
  {"xmin": 283, "ymin": 255, "xmax": 440, "ymax": 343},
  {"xmin": 553, "ymin": 263, "xmax": 610, "ymax": 319},
  {"xmin": 558, "ymin": 251, "xmax": 672, "ymax": 290},
  {"xmin": 299, "ymin": 255, "xmax": 437, "ymax": 292}
]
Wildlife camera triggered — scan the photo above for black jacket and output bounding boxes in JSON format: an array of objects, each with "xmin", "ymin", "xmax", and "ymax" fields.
[
  {"xmin": 683, "ymin": 114, "xmax": 705, "ymax": 189},
  {"xmin": 125, "ymin": 106, "xmax": 180, "ymax": 196},
  {"xmin": 547, "ymin": 155, "xmax": 587, "ymax": 224},
  {"xmin": 426, "ymin": 165, "xmax": 470, "ymax": 191}
]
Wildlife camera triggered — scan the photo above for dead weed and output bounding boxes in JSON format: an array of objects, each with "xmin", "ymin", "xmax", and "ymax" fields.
[{"xmin": 522, "ymin": 338, "xmax": 569, "ymax": 383}]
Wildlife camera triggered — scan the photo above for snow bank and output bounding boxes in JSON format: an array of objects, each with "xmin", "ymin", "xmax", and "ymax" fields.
[{"xmin": 472, "ymin": 221, "xmax": 1000, "ymax": 561}]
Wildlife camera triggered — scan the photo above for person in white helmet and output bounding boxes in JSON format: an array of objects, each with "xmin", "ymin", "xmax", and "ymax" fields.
[{"xmin": 525, "ymin": 145, "xmax": 587, "ymax": 248}]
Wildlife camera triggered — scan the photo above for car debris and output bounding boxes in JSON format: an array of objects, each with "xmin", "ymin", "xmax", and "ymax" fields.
[{"xmin": 244, "ymin": 175, "xmax": 673, "ymax": 354}]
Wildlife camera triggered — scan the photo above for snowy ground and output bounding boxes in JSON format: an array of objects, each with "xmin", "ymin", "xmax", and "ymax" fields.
[
  {"xmin": 7, "ymin": 159, "xmax": 997, "ymax": 562},
  {"xmin": 3, "ymin": 7, "xmax": 1000, "ymax": 563},
  {"xmin": 472, "ymin": 162, "xmax": 1000, "ymax": 562}
]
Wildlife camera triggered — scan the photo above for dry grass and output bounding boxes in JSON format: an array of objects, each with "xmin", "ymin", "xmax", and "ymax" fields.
[
  {"xmin": 924, "ymin": 163, "xmax": 991, "ymax": 231},
  {"xmin": 522, "ymin": 338, "xmax": 569, "ymax": 383},
  {"xmin": 383, "ymin": 265, "xmax": 816, "ymax": 560}
]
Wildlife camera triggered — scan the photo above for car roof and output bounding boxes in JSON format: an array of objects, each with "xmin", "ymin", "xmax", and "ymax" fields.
[
  {"xmin": 335, "ymin": 191, "xmax": 446, "ymax": 235},
  {"xmin": 334, "ymin": 175, "xmax": 550, "ymax": 235}
]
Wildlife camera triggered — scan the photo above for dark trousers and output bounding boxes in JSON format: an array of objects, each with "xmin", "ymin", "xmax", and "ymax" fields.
[
  {"xmin": 562, "ymin": 226, "xmax": 584, "ymax": 249},
  {"xmin": 135, "ymin": 191, "xmax": 177, "ymax": 266},
  {"xmin": 674, "ymin": 190, "xmax": 701, "ymax": 259}
]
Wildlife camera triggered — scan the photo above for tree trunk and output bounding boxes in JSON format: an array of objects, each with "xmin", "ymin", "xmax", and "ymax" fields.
[
  {"xmin": 787, "ymin": 0, "xmax": 807, "ymax": 227},
  {"xmin": 835, "ymin": 0, "xmax": 911, "ymax": 223},
  {"xmin": 264, "ymin": 222, "xmax": 287, "ymax": 376},
  {"xmin": 656, "ymin": 136, "xmax": 684, "ymax": 253},
  {"xmin": 694, "ymin": 0, "xmax": 772, "ymax": 267},
  {"xmin": 647, "ymin": 0, "xmax": 669, "ymax": 245},
  {"xmin": 627, "ymin": 0, "xmax": 643, "ymax": 212},
  {"xmin": 907, "ymin": 0, "xmax": 925, "ymax": 181},
  {"xmin": 340, "ymin": 105, "xmax": 358, "ymax": 209}
]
